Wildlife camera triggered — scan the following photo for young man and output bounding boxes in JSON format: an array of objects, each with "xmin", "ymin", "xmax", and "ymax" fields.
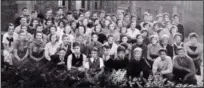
[
  {"xmin": 59, "ymin": 35, "xmax": 72, "ymax": 59},
  {"xmin": 86, "ymin": 33, "xmax": 103, "ymax": 58},
  {"xmin": 152, "ymin": 48, "xmax": 174, "ymax": 81},
  {"xmin": 86, "ymin": 47, "xmax": 104, "ymax": 82},
  {"xmin": 67, "ymin": 42, "xmax": 88, "ymax": 71},
  {"xmin": 101, "ymin": 45, "xmax": 114, "ymax": 72},
  {"xmin": 173, "ymin": 47, "xmax": 197, "ymax": 85},
  {"xmin": 103, "ymin": 35, "xmax": 118, "ymax": 58},
  {"xmin": 14, "ymin": 17, "xmax": 28, "ymax": 33},
  {"xmin": 127, "ymin": 47, "xmax": 151, "ymax": 79},
  {"xmin": 15, "ymin": 7, "xmax": 30, "ymax": 26}
]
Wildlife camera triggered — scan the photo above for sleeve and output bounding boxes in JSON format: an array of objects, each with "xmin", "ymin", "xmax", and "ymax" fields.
[
  {"xmin": 2, "ymin": 34, "xmax": 8, "ymax": 44},
  {"xmin": 187, "ymin": 57, "xmax": 196, "ymax": 74},
  {"xmin": 152, "ymin": 59, "xmax": 159, "ymax": 74},
  {"xmin": 100, "ymin": 58, "xmax": 104, "ymax": 68},
  {"xmin": 161, "ymin": 57, "xmax": 173, "ymax": 74},
  {"xmin": 44, "ymin": 43, "xmax": 50, "ymax": 61},
  {"xmin": 173, "ymin": 56, "xmax": 185, "ymax": 70},
  {"xmin": 67, "ymin": 55, "xmax": 72, "ymax": 70}
]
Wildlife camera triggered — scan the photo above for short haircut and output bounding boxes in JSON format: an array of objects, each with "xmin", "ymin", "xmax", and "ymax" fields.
[
  {"xmin": 34, "ymin": 31, "xmax": 43, "ymax": 38},
  {"xmin": 103, "ymin": 45, "xmax": 110, "ymax": 49},
  {"xmin": 62, "ymin": 34, "xmax": 68, "ymax": 39},
  {"xmin": 158, "ymin": 48, "xmax": 167, "ymax": 54},
  {"xmin": 73, "ymin": 42, "xmax": 80, "ymax": 48},
  {"xmin": 107, "ymin": 34, "xmax": 114, "ymax": 39},
  {"xmin": 91, "ymin": 47, "xmax": 98, "ymax": 52},
  {"xmin": 49, "ymin": 25, "xmax": 57, "ymax": 31},
  {"xmin": 117, "ymin": 45, "xmax": 126, "ymax": 53},
  {"xmin": 22, "ymin": 7, "xmax": 27, "ymax": 11}
]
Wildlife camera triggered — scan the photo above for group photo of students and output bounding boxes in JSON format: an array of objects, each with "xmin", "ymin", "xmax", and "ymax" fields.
[{"xmin": 1, "ymin": 1, "xmax": 203, "ymax": 87}]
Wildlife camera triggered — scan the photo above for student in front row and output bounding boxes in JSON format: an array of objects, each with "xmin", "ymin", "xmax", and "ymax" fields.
[
  {"xmin": 67, "ymin": 42, "xmax": 88, "ymax": 71},
  {"xmin": 152, "ymin": 48, "xmax": 174, "ymax": 81}
]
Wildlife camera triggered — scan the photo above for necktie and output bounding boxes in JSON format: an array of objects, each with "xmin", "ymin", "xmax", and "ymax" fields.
[{"xmin": 6, "ymin": 37, "xmax": 13, "ymax": 47}]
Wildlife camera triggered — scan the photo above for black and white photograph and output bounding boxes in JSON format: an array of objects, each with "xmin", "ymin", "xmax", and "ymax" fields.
[{"xmin": 1, "ymin": 0, "xmax": 203, "ymax": 88}]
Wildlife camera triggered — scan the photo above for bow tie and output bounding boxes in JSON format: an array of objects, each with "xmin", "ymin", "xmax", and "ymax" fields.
[{"xmin": 6, "ymin": 37, "xmax": 13, "ymax": 47}]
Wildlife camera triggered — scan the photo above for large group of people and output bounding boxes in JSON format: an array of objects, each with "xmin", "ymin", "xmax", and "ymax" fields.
[{"xmin": 2, "ymin": 6, "xmax": 203, "ymax": 85}]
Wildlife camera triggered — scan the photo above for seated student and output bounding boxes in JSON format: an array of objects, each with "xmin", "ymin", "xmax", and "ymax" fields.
[
  {"xmin": 127, "ymin": 47, "xmax": 151, "ymax": 79},
  {"xmin": 44, "ymin": 34, "xmax": 60, "ymax": 62},
  {"xmin": 29, "ymin": 31, "xmax": 46, "ymax": 68},
  {"xmin": 13, "ymin": 30, "xmax": 30, "ymax": 68},
  {"xmin": 86, "ymin": 47, "xmax": 105, "ymax": 82},
  {"xmin": 86, "ymin": 33, "xmax": 103, "ymax": 58},
  {"xmin": 152, "ymin": 48, "xmax": 174, "ymax": 81},
  {"xmin": 2, "ymin": 23, "xmax": 18, "ymax": 65},
  {"xmin": 184, "ymin": 32, "xmax": 203, "ymax": 75},
  {"xmin": 119, "ymin": 35, "xmax": 132, "ymax": 59},
  {"xmin": 173, "ymin": 33, "xmax": 184, "ymax": 55},
  {"xmin": 160, "ymin": 34, "xmax": 174, "ymax": 58},
  {"xmin": 103, "ymin": 35, "xmax": 118, "ymax": 58},
  {"xmin": 173, "ymin": 48, "xmax": 197, "ymax": 85},
  {"xmin": 67, "ymin": 42, "xmax": 88, "ymax": 71},
  {"xmin": 101, "ymin": 45, "xmax": 114, "ymax": 72},
  {"xmin": 59, "ymin": 35, "xmax": 72, "ymax": 59},
  {"xmin": 132, "ymin": 34, "xmax": 148, "ymax": 59},
  {"xmin": 112, "ymin": 46, "xmax": 129, "ymax": 70},
  {"xmin": 94, "ymin": 24, "xmax": 107, "ymax": 44},
  {"xmin": 50, "ymin": 48, "xmax": 68, "ymax": 69}
]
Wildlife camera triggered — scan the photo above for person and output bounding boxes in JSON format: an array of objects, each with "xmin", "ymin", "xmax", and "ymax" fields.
[
  {"xmin": 127, "ymin": 47, "xmax": 151, "ymax": 79},
  {"xmin": 160, "ymin": 34, "xmax": 174, "ymax": 58},
  {"xmin": 173, "ymin": 33, "xmax": 184, "ymax": 55},
  {"xmin": 172, "ymin": 14, "xmax": 184, "ymax": 42},
  {"xmin": 67, "ymin": 42, "xmax": 88, "ymax": 71},
  {"xmin": 126, "ymin": 21, "xmax": 140, "ymax": 42},
  {"xmin": 43, "ymin": 19, "xmax": 53, "ymax": 35},
  {"xmin": 173, "ymin": 47, "xmax": 197, "ymax": 85},
  {"xmin": 112, "ymin": 46, "xmax": 129, "ymax": 70},
  {"xmin": 119, "ymin": 35, "xmax": 132, "ymax": 59},
  {"xmin": 86, "ymin": 33, "xmax": 103, "ymax": 58},
  {"xmin": 86, "ymin": 47, "xmax": 104, "ymax": 83},
  {"xmin": 141, "ymin": 29, "xmax": 149, "ymax": 45},
  {"xmin": 50, "ymin": 48, "xmax": 68, "ymax": 69},
  {"xmin": 107, "ymin": 23, "xmax": 120, "ymax": 43},
  {"xmin": 59, "ymin": 35, "xmax": 72, "ymax": 59},
  {"xmin": 28, "ymin": 18, "xmax": 40, "ymax": 35},
  {"xmin": 147, "ymin": 35, "xmax": 161, "ymax": 66},
  {"xmin": 101, "ymin": 45, "xmax": 114, "ymax": 72},
  {"xmin": 132, "ymin": 34, "xmax": 148, "ymax": 59},
  {"xmin": 184, "ymin": 33, "xmax": 203, "ymax": 75},
  {"xmin": 94, "ymin": 24, "xmax": 107, "ymax": 44},
  {"xmin": 64, "ymin": 24, "xmax": 75, "ymax": 43},
  {"xmin": 169, "ymin": 26, "xmax": 178, "ymax": 45},
  {"xmin": 103, "ymin": 35, "xmax": 118, "ymax": 58},
  {"xmin": 56, "ymin": 20, "xmax": 66, "ymax": 43},
  {"xmin": 13, "ymin": 30, "xmax": 30, "ymax": 68},
  {"xmin": 14, "ymin": 17, "xmax": 28, "ymax": 33},
  {"xmin": 44, "ymin": 34, "xmax": 60, "ymax": 62},
  {"xmin": 152, "ymin": 48, "xmax": 174, "ymax": 81},
  {"xmin": 15, "ymin": 7, "xmax": 30, "ymax": 26},
  {"xmin": 2, "ymin": 23, "xmax": 18, "ymax": 65},
  {"xmin": 29, "ymin": 31, "xmax": 46, "ymax": 68}
]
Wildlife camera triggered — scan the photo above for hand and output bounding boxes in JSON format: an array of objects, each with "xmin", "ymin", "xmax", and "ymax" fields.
[
  {"xmin": 183, "ymin": 75, "xmax": 189, "ymax": 81},
  {"xmin": 183, "ymin": 68, "xmax": 191, "ymax": 72},
  {"xmin": 57, "ymin": 61, "xmax": 65, "ymax": 65},
  {"xmin": 78, "ymin": 67, "xmax": 85, "ymax": 72}
]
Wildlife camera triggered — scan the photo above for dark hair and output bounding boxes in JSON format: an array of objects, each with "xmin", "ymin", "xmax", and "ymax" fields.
[
  {"xmin": 57, "ymin": 47, "xmax": 67, "ymax": 54},
  {"xmin": 189, "ymin": 33, "xmax": 198, "ymax": 39},
  {"xmin": 159, "ymin": 48, "xmax": 167, "ymax": 54},
  {"xmin": 36, "ymin": 24, "xmax": 43, "ymax": 29},
  {"xmin": 49, "ymin": 34, "xmax": 58, "ymax": 42},
  {"xmin": 136, "ymin": 34, "xmax": 143, "ymax": 40},
  {"xmin": 108, "ymin": 22, "xmax": 116, "ymax": 30},
  {"xmin": 116, "ymin": 19, "xmax": 123, "ymax": 26},
  {"xmin": 66, "ymin": 11, "xmax": 73, "ymax": 16},
  {"xmin": 87, "ymin": 22, "xmax": 94, "ymax": 28},
  {"xmin": 22, "ymin": 7, "xmax": 27, "ymax": 11},
  {"xmin": 62, "ymin": 34, "xmax": 69, "ymax": 40},
  {"xmin": 58, "ymin": 20, "xmax": 66, "ymax": 27},
  {"xmin": 91, "ymin": 32, "xmax": 98, "ymax": 37},
  {"xmin": 31, "ymin": 10, "xmax": 37, "ymax": 14},
  {"xmin": 94, "ymin": 24, "xmax": 102, "ymax": 32},
  {"xmin": 73, "ymin": 42, "xmax": 80, "ymax": 48},
  {"xmin": 174, "ymin": 33, "xmax": 183, "ymax": 40},
  {"xmin": 34, "ymin": 31, "xmax": 43, "ymax": 39},
  {"xmin": 7, "ymin": 23, "xmax": 14, "ymax": 31},
  {"xmin": 117, "ymin": 45, "xmax": 126, "ymax": 53},
  {"xmin": 103, "ymin": 45, "xmax": 110, "ymax": 49},
  {"xmin": 49, "ymin": 25, "xmax": 57, "ymax": 31},
  {"xmin": 143, "ymin": 23, "xmax": 149, "ymax": 28},
  {"xmin": 78, "ymin": 25, "xmax": 86, "ymax": 34},
  {"xmin": 107, "ymin": 34, "xmax": 114, "ymax": 39},
  {"xmin": 30, "ymin": 18, "xmax": 40, "ymax": 26},
  {"xmin": 91, "ymin": 47, "xmax": 98, "ymax": 52}
]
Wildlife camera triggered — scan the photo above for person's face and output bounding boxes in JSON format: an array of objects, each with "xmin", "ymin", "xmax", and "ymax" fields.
[
  {"xmin": 94, "ymin": 20, "xmax": 100, "ymax": 25},
  {"xmin": 62, "ymin": 36, "xmax": 70, "ymax": 44},
  {"xmin": 134, "ymin": 51, "xmax": 142, "ymax": 59},
  {"xmin": 178, "ymin": 50, "xmax": 185, "ymax": 57},
  {"xmin": 174, "ymin": 16, "xmax": 179, "ymax": 23},
  {"xmin": 108, "ymin": 37, "xmax": 114, "ymax": 44},
  {"xmin": 31, "ymin": 12, "xmax": 38, "ymax": 18},
  {"xmin": 121, "ymin": 27, "xmax": 127, "ymax": 34},
  {"xmin": 125, "ymin": 15, "xmax": 130, "ymax": 21},
  {"xmin": 21, "ymin": 18, "xmax": 27, "ymax": 26},
  {"xmin": 103, "ymin": 48, "xmax": 110, "ymax": 56},
  {"xmin": 79, "ymin": 14, "xmax": 84, "ymax": 20},
  {"xmin": 109, "ymin": 24, "xmax": 115, "ymax": 31},
  {"xmin": 50, "ymin": 27, "xmax": 56, "ymax": 34},
  {"xmin": 58, "ymin": 9, "xmax": 64, "ymax": 15},
  {"xmin": 92, "ymin": 13, "xmax": 98, "ymax": 19},
  {"xmin": 51, "ymin": 35, "xmax": 57, "ymax": 43},
  {"xmin": 92, "ymin": 35, "xmax": 98, "ymax": 42},
  {"xmin": 33, "ymin": 20, "xmax": 39, "ymax": 26},
  {"xmin": 47, "ymin": 20, "xmax": 52, "ymax": 26},
  {"xmin": 59, "ymin": 50, "xmax": 66, "ymax": 57},
  {"xmin": 59, "ymin": 22, "xmax": 64, "ymax": 27},
  {"xmin": 85, "ymin": 11, "xmax": 91, "ymax": 18},
  {"xmin": 131, "ymin": 17, "xmax": 137, "ymax": 22},
  {"xmin": 79, "ymin": 26, "xmax": 85, "ymax": 34},
  {"xmin": 65, "ymin": 25, "xmax": 71, "ymax": 33},
  {"xmin": 118, "ymin": 20, "xmax": 123, "ymax": 27},
  {"xmin": 73, "ymin": 46, "xmax": 80, "ymax": 54},
  {"xmin": 22, "ymin": 9, "xmax": 29, "ymax": 16},
  {"xmin": 142, "ymin": 32, "xmax": 148, "ymax": 37},
  {"xmin": 164, "ymin": 15, "xmax": 169, "ymax": 21},
  {"xmin": 137, "ymin": 36, "xmax": 144, "ymax": 44},
  {"xmin": 171, "ymin": 28, "xmax": 177, "ymax": 34},
  {"xmin": 106, "ymin": 16, "xmax": 112, "ymax": 21},
  {"xmin": 19, "ymin": 32, "xmax": 26, "ymax": 40},
  {"xmin": 153, "ymin": 24, "xmax": 159, "ymax": 30},
  {"xmin": 118, "ymin": 51, "xmax": 125, "ymax": 58},
  {"xmin": 175, "ymin": 36, "xmax": 181, "ymax": 43},
  {"xmin": 144, "ymin": 15, "xmax": 149, "ymax": 22},
  {"xmin": 8, "ymin": 25, "xmax": 14, "ymax": 31},
  {"xmin": 162, "ymin": 38, "xmax": 169, "ymax": 45},
  {"xmin": 131, "ymin": 22, "xmax": 136, "ymax": 29},
  {"xmin": 112, "ymin": 16, "xmax": 117, "ymax": 22},
  {"xmin": 83, "ymin": 19, "xmax": 88, "ymax": 26},
  {"xmin": 190, "ymin": 37, "xmax": 198, "ymax": 44},
  {"xmin": 8, "ymin": 26, "xmax": 14, "ymax": 34},
  {"xmin": 55, "ymin": 15, "xmax": 60, "ymax": 21},
  {"xmin": 105, "ymin": 20, "xmax": 110, "ymax": 26},
  {"xmin": 158, "ymin": 16, "xmax": 163, "ymax": 22},
  {"xmin": 91, "ymin": 51, "xmax": 98, "ymax": 58},
  {"xmin": 21, "ymin": 26, "xmax": 27, "ymax": 31},
  {"xmin": 122, "ymin": 36, "xmax": 128, "ymax": 43},
  {"xmin": 151, "ymin": 37, "xmax": 157, "ymax": 44},
  {"xmin": 160, "ymin": 51, "xmax": 166, "ymax": 60},
  {"xmin": 118, "ymin": 14, "xmax": 124, "ymax": 20},
  {"xmin": 71, "ymin": 22, "xmax": 77, "ymax": 28},
  {"xmin": 36, "ymin": 26, "xmax": 43, "ymax": 31},
  {"xmin": 95, "ymin": 25, "xmax": 101, "ymax": 32},
  {"xmin": 46, "ymin": 10, "xmax": 53, "ymax": 17},
  {"xmin": 36, "ymin": 33, "xmax": 43, "ymax": 40},
  {"xmin": 100, "ymin": 13, "xmax": 105, "ymax": 18}
]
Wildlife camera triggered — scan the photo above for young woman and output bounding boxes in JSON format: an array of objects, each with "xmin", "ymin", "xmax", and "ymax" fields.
[
  {"xmin": 70, "ymin": 21, "xmax": 79, "ymax": 34},
  {"xmin": 44, "ymin": 34, "xmax": 60, "ymax": 62},
  {"xmin": 56, "ymin": 20, "xmax": 66, "ymax": 43},
  {"xmin": 147, "ymin": 35, "xmax": 161, "ymax": 66},
  {"xmin": 43, "ymin": 19, "xmax": 53, "ymax": 35},
  {"xmin": 119, "ymin": 35, "xmax": 132, "ymax": 59},
  {"xmin": 29, "ymin": 31, "xmax": 46, "ymax": 68},
  {"xmin": 126, "ymin": 21, "xmax": 140, "ymax": 42},
  {"xmin": 141, "ymin": 29, "xmax": 149, "ymax": 45},
  {"xmin": 94, "ymin": 24, "xmax": 107, "ymax": 44},
  {"xmin": 64, "ymin": 24, "xmax": 75, "ymax": 43},
  {"xmin": 47, "ymin": 25, "xmax": 59, "ymax": 42},
  {"xmin": 160, "ymin": 34, "xmax": 174, "ymax": 58},
  {"xmin": 102, "ymin": 19, "xmax": 111, "ymax": 34},
  {"xmin": 173, "ymin": 33, "xmax": 184, "ymax": 55},
  {"xmin": 75, "ymin": 25, "xmax": 88, "ymax": 44},
  {"xmin": 116, "ymin": 19, "xmax": 124, "ymax": 30},
  {"xmin": 184, "ymin": 33, "xmax": 203, "ymax": 75},
  {"xmin": 102, "ymin": 45, "xmax": 114, "ymax": 72},
  {"xmin": 2, "ymin": 23, "xmax": 18, "ymax": 65},
  {"xmin": 13, "ymin": 30, "xmax": 30, "ymax": 68},
  {"xmin": 107, "ymin": 23, "xmax": 120, "ymax": 43},
  {"xmin": 169, "ymin": 26, "xmax": 178, "ymax": 45},
  {"xmin": 28, "ymin": 18, "xmax": 40, "ymax": 35}
]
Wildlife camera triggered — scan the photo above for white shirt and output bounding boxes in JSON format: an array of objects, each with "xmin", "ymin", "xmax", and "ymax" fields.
[
  {"xmin": 56, "ymin": 27, "xmax": 65, "ymax": 43},
  {"xmin": 2, "ymin": 32, "xmax": 18, "ymax": 45},
  {"xmin": 126, "ymin": 28, "xmax": 140, "ymax": 39},
  {"xmin": 44, "ymin": 42, "xmax": 60, "ymax": 61},
  {"xmin": 152, "ymin": 56, "xmax": 173, "ymax": 75},
  {"xmin": 67, "ymin": 54, "xmax": 88, "ymax": 70},
  {"xmin": 88, "ymin": 57, "xmax": 104, "ymax": 69},
  {"xmin": 103, "ymin": 42, "xmax": 118, "ymax": 56}
]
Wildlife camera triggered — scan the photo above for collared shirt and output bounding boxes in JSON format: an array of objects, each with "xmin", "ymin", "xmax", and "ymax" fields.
[
  {"xmin": 152, "ymin": 56, "xmax": 173, "ymax": 74},
  {"xmin": 88, "ymin": 57, "xmax": 104, "ymax": 69},
  {"xmin": 44, "ymin": 42, "xmax": 60, "ymax": 61},
  {"xmin": 126, "ymin": 28, "xmax": 140, "ymax": 39}
]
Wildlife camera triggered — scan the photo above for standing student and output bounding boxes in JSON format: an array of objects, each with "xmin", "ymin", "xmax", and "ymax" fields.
[
  {"xmin": 172, "ymin": 14, "xmax": 184, "ymax": 42},
  {"xmin": 173, "ymin": 33, "xmax": 184, "ymax": 55}
]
